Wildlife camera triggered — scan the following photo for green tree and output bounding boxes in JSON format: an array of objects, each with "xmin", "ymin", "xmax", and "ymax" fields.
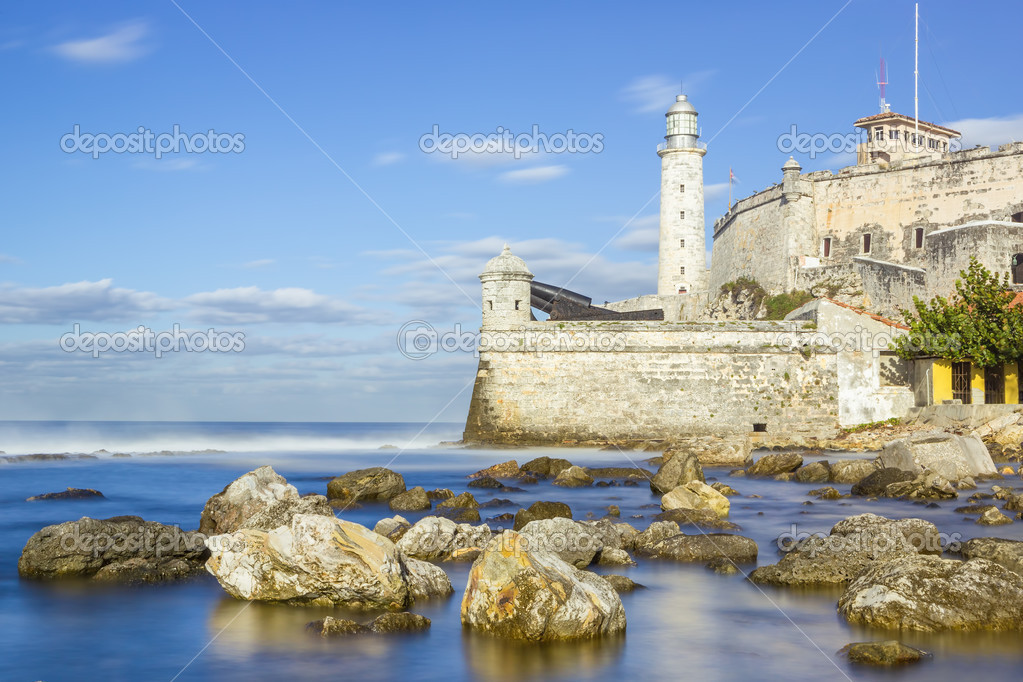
[{"xmin": 895, "ymin": 257, "xmax": 1023, "ymax": 367}]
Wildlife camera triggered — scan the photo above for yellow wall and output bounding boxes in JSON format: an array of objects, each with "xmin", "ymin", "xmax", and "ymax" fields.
[
  {"xmin": 972, "ymin": 365, "xmax": 985, "ymax": 404},
  {"xmin": 1006, "ymin": 362, "xmax": 1020, "ymax": 405},
  {"xmin": 932, "ymin": 359, "xmax": 952, "ymax": 403}
]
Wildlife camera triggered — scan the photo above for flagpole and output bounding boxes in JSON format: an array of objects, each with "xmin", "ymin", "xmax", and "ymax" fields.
[{"xmin": 728, "ymin": 167, "xmax": 733, "ymax": 210}]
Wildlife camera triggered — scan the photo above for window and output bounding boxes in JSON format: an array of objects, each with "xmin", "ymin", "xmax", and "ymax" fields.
[
  {"xmin": 952, "ymin": 361, "xmax": 972, "ymax": 404},
  {"xmin": 680, "ymin": 239, "xmax": 685, "ymax": 248},
  {"xmin": 514, "ymin": 300, "xmax": 520, "ymax": 310},
  {"xmin": 928, "ymin": 138, "xmax": 938, "ymax": 150},
  {"xmin": 873, "ymin": 127, "xmax": 883, "ymax": 141},
  {"xmin": 487, "ymin": 300, "xmax": 493, "ymax": 310},
  {"xmin": 862, "ymin": 233, "xmax": 872, "ymax": 254},
  {"xmin": 679, "ymin": 266, "xmax": 686, "ymax": 275},
  {"xmin": 679, "ymin": 184, "xmax": 685, "ymax": 193},
  {"xmin": 889, "ymin": 129, "xmax": 900, "ymax": 140},
  {"xmin": 1011, "ymin": 212, "xmax": 1023, "ymax": 223},
  {"xmin": 752, "ymin": 423, "xmax": 767, "ymax": 433},
  {"xmin": 822, "ymin": 237, "xmax": 832, "ymax": 258},
  {"xmin": 985, "ymin": 366, "xmax": 1005, "ymax": 404},
  {"xmin": 914, "ymin": 227, "xmax": 924, "ymax": 249},
  {"xmin": 680, "ymin": 211, "xmax": 685, "ymax": 220}
]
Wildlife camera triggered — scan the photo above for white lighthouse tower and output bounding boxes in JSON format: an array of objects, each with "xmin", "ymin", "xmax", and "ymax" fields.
[{"xmin": 657, "ymin": 94, "xmax": 707, "ymax": 296}]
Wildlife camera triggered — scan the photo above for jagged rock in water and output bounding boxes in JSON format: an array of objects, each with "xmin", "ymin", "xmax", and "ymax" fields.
[
  {"xmin": 373, "ymin": 515, "xmax": 411, "ymax": 542},
  {"xmin": 959, "ymin": 537, "xmax": 1023, "ymax": 574},
  {"xmin": 512, "ymin": 501, "xmax": 572, "ymax": 531},
  {"xmin": 879, "ymin": 431, "xmax": 996, "ymax": 481},
  {"xmin": 199, "ymin": 465, "xmax": 333, "ymax": 535},
  {"xmin": 710, "ymin": 482, "xmax": 738, "ymax": 496},
  {"xmin": 977, "ymin": 507, "xmax": 1013, "ymax": 525},
  {"xmin": 653, "ymin": 508, "xmax": 740, "ymax": 531},
  {"xmin": 649, "ymin": 452, "xmax": 704, "ymax": 495},
  {"xmin": 468, "ymin": 460, "xmax": 520, "ymax": 480},
  {"xmin": 851, "ymin": 468, "xmax": 916, "ymax": 496},
  {"xmin": 426, "ymin": 488, "xmax": 455, "ymax": 501},
  {"xmin": 388, "ymin": 486, "xmax": 432, "ymax": 512},
  {"xmin": 645, "ymin": 534, "xmax": 757, "ymax": 564},
  {"xmin": 397, "ymin": 516, "xmax": 492, "ymax": 561},
  {"xmin": 26, "ymin": 487, "xmax": 104, "ymax": 502},
  {"xmin": 204, "ymin": 513, "xmax": 451, "ymax": 608},
  {"xmin": 519, "ymin": 517, "xmax": 603, "ymax": 568},
  {"xmin": 794, "ymin": 460, "xmax": 831, "ymax": 484},
  {"xmin": 746, "ymin": 453, "xmax": 803, "ymax": 477},
  {"xmin": 326, "ymin": 467, "xmax": 406, "ymax": 504},
  {"xmin": 518, "ymin": 456, "xmax": 573, "ymax": 479},
  {"xmin": 460, "ymin": 530, "xmax": 626, "ymax": 641},
  {"xmin": 306, "ymin": 616, "xmax": 368, "ymax": 637},
  {"xmin": 750, "ymin": 513, "xmax": 942, "ymax": 587},
  {"xmin": 808, "ymin": 486, "xmax": 842, "ymax": 500},
  {"xmin": 596, "ymin": 548, "xmax": 636, "ymax": 567},
  {"xmin": 882, "ymin": 471, "xmax": 958, "ymax": 500},
  {"xmin": 631, "ymin": 521, "xmax": 681, "ymax": 553},
  {"xmin": 838, "ymin": 641, "xmax": 929, "ymax": 666},
  {"xmin": 660, "ymin": 481, "xmax": 730, "ymax": 518},
  {"xmin": 368, "ymin": 612, "xmax": 431, "ymax": 633},
  {"xmin": 19, "ymin": 516, "xmax": 208, "ymax": 583},
  {"xmin": 600, "ymin": 574, "xmax": 643, "ymax": 592},
  {"xmin": 467, "ymin": 476, "xmax": 504, "ymax": 489},
  {"xmin": 552, "ymin": 465, "xmax": 593, "ymax": 488},
  {"xmin": 830, "ymin": 459, "xmax": 877, "ymax": 484},
  {"xmin": 838, "ymin": 555, "xmax": 1023, "ymax": 631}
]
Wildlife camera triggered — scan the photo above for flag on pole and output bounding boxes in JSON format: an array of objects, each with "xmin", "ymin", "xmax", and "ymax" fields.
[{"xmin": 728, "ymin": 167, "xmax": 735, "ymax": 209}]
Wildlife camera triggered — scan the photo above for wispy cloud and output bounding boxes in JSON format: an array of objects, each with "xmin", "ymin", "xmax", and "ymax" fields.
[
  {"xmin": 0, "ymin": 279, "xmax": 173, "ymax": 324},
  {"xmin": 0, "ymin": 253, "xmax": 20, "ymax": 264},
  {"xmin": 52, "ymin": 21, "xmax": 151, "ymax": 64},
  {"xmin": 621, "ymin": 71, "xmax": 716, "ymax": 113},
  {"xmin": 943, "ymin": 114, "xmax": 1023, "ymax": 148},
  {"xmin": 610, "ymin": 215, "xmax": 660, "ymax": 252},
  {"xmin": 498, "ymin": 165, "xmax": 568, "ymax": 184},
  {"xmin": 372, "ymin": 151, "xmax": 406, "ymax": 166},
  {"xmin": 185, "ymin": 286, "xmax": 384, "ymax": 325}
]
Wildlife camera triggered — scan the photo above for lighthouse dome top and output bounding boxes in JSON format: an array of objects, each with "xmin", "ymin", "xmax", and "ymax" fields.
[
  {"xmin": 666, "ymin": 94, "xmax": 697, "ymax": 115},
  {"xmin": 481, "ymin": 244, "xmax": 532, "ymax": 277}
]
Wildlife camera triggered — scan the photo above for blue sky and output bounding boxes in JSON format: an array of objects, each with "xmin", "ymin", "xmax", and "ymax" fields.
[{"xmin": 2, "ymin": 1, "xmax": 1021, "ymax": 424}]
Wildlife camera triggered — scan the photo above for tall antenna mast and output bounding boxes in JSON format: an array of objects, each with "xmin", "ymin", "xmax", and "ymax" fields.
[
  {"xmin": 914, "ymin": 3, "xmax": 920, "ymax": 149},
  {"xmin": 877, "ymin": 56, "xmax": 888, "ymax": 112}
]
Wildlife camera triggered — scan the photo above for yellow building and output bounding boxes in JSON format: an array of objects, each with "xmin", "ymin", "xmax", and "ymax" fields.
[{"xmin": 927, "ymin": 359, "xmax": 1021, "ymax": 405}]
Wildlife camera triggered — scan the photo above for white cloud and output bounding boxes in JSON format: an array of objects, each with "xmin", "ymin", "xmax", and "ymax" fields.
[
  {"xmin": 704, "ymin": 182, "xmax": 730, "ymax": 201},
  {"xmin": 0, "ymin": 279, "xmax": 173, "ymax": 324},
  {"xmin": 498, "ymin": 165, "xmax": 568, "ymax": 184},
  {"xmin": 52, "ymin": 21, "xmax": 150, "ymax": 64},
  {"xmin": 943, "ymin": 114, "xmax": 1023, "ymax": 148},
  {"xmin": 0, "ymin": 253, "xmax": 20, "ymax": 264},
  {"xmin": 185, "ymin": 286, "xmax": 384, "ymax": 325},
  {"xmin": 373, "ymin": 151, "xmax": 406, "ymax": 166},
  {"xmin": 610, "ymin": 215, "xmax": 659, "ymax": 252},
  {"xmin": 621, "ymin": 71, "xmax": 716, "ymax": 114}
]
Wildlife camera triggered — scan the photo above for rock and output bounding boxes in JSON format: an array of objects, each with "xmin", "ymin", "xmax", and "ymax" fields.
[
  {"xmin": 204, "ymin": 513, "xmax": 452, "ymax": 608},
  {"xmin": 397, "ymin": 516, "xmax": 491, "ymax": 561},
  {"xmin": 706, "ymin": 557, "xmax": 740, "ymax": 574},
  {"xmin": 632, "ymin": 521, "xmax": 681, "ymax": 553},
  {"xmin": 830, "ymin": 459, "xmax": 877, "ymax": 484},
  {"xmin": 512, "ymin": 501, "xmax": 572, "ymax": 531},
  {"xmin": 479, "ymin": 498, "xmax": 515, "ymax": 509},
  {"xmin": 646, "ymin": 534, "xmax": 757, "ymax": 564},
  {"xmin": 977, "ymin": 507, "xmax": 1013, "ymax": 525},
  {"xmin": 26, "ymin": 487, "xmax": 104, "ymax": 502},
  {"xmin": 326, "ymin": 467, "xmax": 406, "ymax": 503},
  {"xmin": 1000, "ymin": 466, "xmax": 1016, "ymax": 476},
  {"xmin": 199, "ymin": 465, "xmax": 333, "ymax": 535},
  {"xmin": 373, "ymin": 515, "xmax": 411, "ymax": 542},
  {"xmin": 991, "ymin": 423, "xmax": 1023, "ymax": 448},
  {"xmin": 368, "ymin": 612, "xmax": 431, "ymax": 633},
  {"xmin": 601, "ymin": 574, "xmax": 643, "ymax": 593},
  {"xmin": 809, "ymin": 486, "xmax": 842, "ymax": 500},
  {"xmin": 426, "ymin": 488, "xmax": 454, "ymax": 501},
  {"xmin": 436, "ymin": 491, "xmax": 478, "ymax": 511},
  {"xmin": 794, "ymin": 461, "xmax": 831, "ymax": 484},
  {"xmin": 18, "ymin": 516, "xmax": 208, "ymax": 583},
  {"xmin": 879, "ymin": 431, "xmax": 997, "ymax": 481},
  {"xmin": 652, "ymin": 508, "xmax": 740, "ymax": 531},
  {"xmin": 467, "ymin": 476, "xmax": 504, "ymax": 489},
  {"xmin": 606, "ymin": 505, "xmax": 621, "ymax": 517},
  {"xmin": 1004, "ymin": 493, "xmax": 1023, "ymax": 512},
  {"xmin": 519, "ymin": 517, "xmax": 603, "ymax": 568},
  {"xmin": 883, "ymin": 471, "xmax": 958, "ymax": 500},
  {"xmin": 660, "ymin": 481, "xmax": 730, "ymax": 518},
  {"xmin": 710, "ymin": 482, "xmax": 738, "ymax": 496},
  {"xmin": 992, "ymin": 485, "xmax": 1015, "ymax": 500},
  {"xmin": 468, "ymin": 460, "xmax": 520, "ymax": 479},
  {"xmin": 663, "ymin": 436, "xmax": 752, "ymax": 467},
  {"xmin": 959, "ymin": 537, "xmax": 1023, "ymax": 574},
  {"xmin": 460, "ymin": 531, "xmax": 626, "ymax": 641},
  {"xmin": 746, "ymin": 453, "xmax": 803, "ymax": 477},
  {"xmin": 957, "ymin": 476, "xmax": 977, "ymax": 490},
  {"xmin": 838, "ymin": 641, "xmax": 929, "ymax": 666},
  {"xmin": 851, "ymin": 468, "xmax": 916, "ymax": 496},
  {"xmin": 306, "ymin": 616, "xmax": 368, "ymax": 637},
  {"xmin": 838, "ymin": 555, "xmax": 1023, "ymax": 631},
  {"xmin": 520, "ymin": 475, "xmax": 539, "ymax": 485},
  {"xmin": 388, "ymin": 486, "xmax": 431, "ymax": 512},
  {"xmin": 596, "ymin": 548, "xmax": 635, "ymax": 567},
  {"xmin": 586, "ymin": 467, "xmax": 653, "ymax": 479},
  {"xmin": 518, "ymin": 456, "xmax": 572, "ymax": 479},
  {"xmin": 649, "ymin": 452, "xmax": 704, "ymax": 495},
  {"xmin": 552, "ymin": 466, "xmax": 594, "ymax": 488},
  {"xmin": 750, "ymin": 513, "xmax": 942, "ymax": 587},
  {"xmin": 954, "ymin": 504, "xmax": 997, "ymax": 514}
]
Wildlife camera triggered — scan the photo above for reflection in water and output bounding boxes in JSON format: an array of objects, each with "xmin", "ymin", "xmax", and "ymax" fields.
[{"xmin": 463, "ymin": 629, "xmax": 624, "ymax": 681}]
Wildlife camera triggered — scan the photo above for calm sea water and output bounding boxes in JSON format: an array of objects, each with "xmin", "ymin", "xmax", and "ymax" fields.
[{"xmin": 1, "ymin": 421, "xmax": 1022, "ymax": 682}]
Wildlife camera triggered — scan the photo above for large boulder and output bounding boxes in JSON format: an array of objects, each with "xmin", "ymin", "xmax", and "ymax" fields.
[
  {"xmin": 552, "ymin": 466, "xmax": 594, "ymax": 488},
  {"xmin": 830, "ymin": 459, "xmax": 877, "ymax": 484},
  {"xmin": 660, "ymin": 481, "xmax": 730, "ymax": 518},
  {"xmin": 436, "ymin": 492, "xmax": 481, "ymax": 523},
  {"xmin": 460, "ymin": 530, "xmax": 626, "ymax": 641},
  {"xmin": 746, "ymin": 452, "xmax": 803, "ymax": 477},
  {"xmin": 794, "ymin": 461, "xmax": 831, "ymax": 484},
  {"xmin": 644, "ymin": 533, "xmax": 757, "ymax": 564},
  {"xmin": 204, "ymin": 513, "xmax": 452, "ymax": 608},
  {"xmin": 959, "ymin": 537, "xmax": 1023, "ymax": 574},
  {"xmin": 397, "ymin": 516, "xmax": 491, "ymax": 561},
  {"xmin": 838, "ymin": 555, "xmax": 1023, "ymax": 631},
  {"xmin": 851, "ymin": 468, "xmax": 916, "ymax": 496},
  {"xmin": 518, "ymin": 517, "xmax": 603, "ymax": 568},
  {"xmin": 512, "ymin": 501, "xmax": 572, "ymax": 531},
  {"xmin": 468, "ymin": 460, "xmax": 520, "ymax": 480},
  {"xmin": 649, "ymin": 452, "xmax": 704, "ymax": 495},
  {"xmin": 879, "ymin": 431, "xmax": 997, "ymax": 481},
  {"xmin": 199, "ymin": 465, "xmax": 333, "ymax": 535},
  {"xmin": 631, "ymin": 520, "xmax": 681, "ymax": 553},
  {"xmin": 882, "ymin": 471, "xmax": 958, "ymax": 500},
  {"xmin": 750, "ymin": 513, "xmax": 942, "ymax": 587},
  {"xmin": 388, "ymin": 486, "xmax": 431, "ymax": 512},
  {"xmin": 519, "ymin": 456, "xmax": 573, "ymax": 479},
  {"xmin": 19, "ymin": 516, "xmax": 208, "ymax": 583},
  {"xmin": 663, "ymin": 436, "xmax": 752, "ymax": 467},
  {"xmin": 326, "ymin": 467, "xmax": 406, "ymax": 504}
]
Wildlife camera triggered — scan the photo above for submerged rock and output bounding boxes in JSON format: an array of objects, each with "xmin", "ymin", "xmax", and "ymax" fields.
[
  {"xmin": 746, "ymin": 452, "xmax": 803, "ymax": 477},
  {"xmin": 519, "ymin": 456, "xmax": 573, "ymax": 479},
  {"xmin": 368, "ymin": 611, "xmax": 431, "ymax": 633},
  {"xmin": 644, "ymin": 534, "xmax": 757, "ymax": 564},
  {"xmin": 205, "ymin": 513, "xmax": 452, "ymax": 608},
  {"xmin": 26, "ymin": 487, "xmax": 104, "ymax": 502},
  {"xmin": 838, "ymin": 641, "xmax": 929, "ymax": 666},
  {"xmin": 326, "ymin": 467, "xmax": 406, "ymax": 504},
  {"xmin": 306, "ymin": 616, "xmax": 368, "ymax": 637},
  {"xmin": 18, "ymin": 516, "xmax": 208, "ymax": 583},
  {"xmin": 199, "ymin": 465, "xmax": 333, "ymax": 535},
  {"xmin": 468, "ymin": 460, "xmax": 520, "ymax": 480},
  {"xmin": 851, "ymin": 468, "xmax": 915, "ymax": 496},
  {"xmin": 838, "ymin": 555, "xmax": 1023, "ymax": 631},
  {"xmin": 552, "ymin": 466, "xmax": 594, "ymax": 488},
  {"xmin": 512, "ymin": 501, "xmax": 572, "ymax": 531},
  {"xmin": 388, "ymin": 486, "xmax": 432, "ymax": 512},
  {"xmin": 460, "ymin": 530, "xmax": 626, "ymax": 641},
  {"xmin": 600, "ymin": 574, "xmax": 643, "ymax": 593}
]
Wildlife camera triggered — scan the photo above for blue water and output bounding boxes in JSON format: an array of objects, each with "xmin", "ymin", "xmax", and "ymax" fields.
[{"xmin": 2, "ymin": 421, "xmax": 1022, "ymax": 681}]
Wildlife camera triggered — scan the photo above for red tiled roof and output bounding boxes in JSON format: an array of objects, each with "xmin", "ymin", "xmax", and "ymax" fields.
[
  {"xmin": 819, "ymin": 297, "xmax": 911, "ymax": 330},
  {"xmin": 852, "ymin": 111, "xmax": 961, "ymax": 138},
  {"xmin": 1010, "ymin": 292, "xmax": 1023, "ymax": 309}
]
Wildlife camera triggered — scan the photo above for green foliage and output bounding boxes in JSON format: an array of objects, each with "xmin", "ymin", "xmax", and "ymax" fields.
[
  {"xmin": 841, "ymin": 417, "xmax": 901, "ymax": 434},
  {"xmin": 763, "ymin": 290, "xmax": 814, "ymax": 320},
  {"xmin": 720, "ymin": 277, "xmax": 767, "ymax": 308},
  {"xmin": 894, "ymin": 258, "xmax": 1023, "ymax": 367}
]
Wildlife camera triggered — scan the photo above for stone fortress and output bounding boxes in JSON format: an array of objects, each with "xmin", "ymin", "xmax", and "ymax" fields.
[{"xmin": 463, "ymin": 93, "xmax": 1023, "ymax": 452}]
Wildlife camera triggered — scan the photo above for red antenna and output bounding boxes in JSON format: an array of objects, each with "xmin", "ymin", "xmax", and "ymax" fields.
[{"xmin": 877, "ymin": 57, "xmax": 889, "ymax": 111}]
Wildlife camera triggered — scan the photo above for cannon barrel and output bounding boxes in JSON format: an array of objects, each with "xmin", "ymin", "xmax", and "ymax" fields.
[{"xmin": 530, "ymin": 281, "xmax": 592, "ymax": 313}]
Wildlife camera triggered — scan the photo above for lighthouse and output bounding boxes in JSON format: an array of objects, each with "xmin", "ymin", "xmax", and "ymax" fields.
[{"xmin": 657, "ymin": 94, "xmax": 707, "ymax": 297}]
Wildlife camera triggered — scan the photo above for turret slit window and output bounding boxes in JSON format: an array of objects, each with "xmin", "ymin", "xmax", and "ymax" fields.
[
  {"xmin": 822, "ymin": 237, "xmax": 832, "ymax": 258},
  {"xmin": 514, "ymin": 300, "xmax": 520, "ymax": 310},
  {"xmin": 679, "ymin": 184, "xmax": 685, "ymax": 193},
  {"xmin": 487, "ymin": 300, "xmax": 493, "ymax": 310},
  {"xmin": 680, "ymin": 239, "xmax": 685, "ymax": 248},
  {"xmin": 914, "ymin": 228, "xmax": 924, "ymax": 249},
  {"xmin": 680, "ymin": 211, "xmax": 685, "ymax": 220},
  {"xmin": 862, "ymin": 233, "xmax": 872, "ymax": 254},
  {"xmin": 679, "ymin": 266, "xmax": 685, "ymax": 275}
]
